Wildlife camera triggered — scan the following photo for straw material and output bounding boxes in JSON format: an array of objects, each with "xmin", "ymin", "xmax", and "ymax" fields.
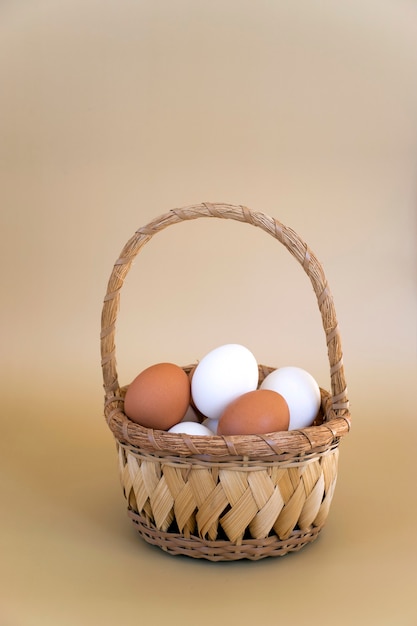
[
  {"xmin": 119, "ymin": 443, "xmax": 339, "ymax": 560},
  {"xmin": 100, "ymin": 203, "xmax": 351, "ymax": 560}
]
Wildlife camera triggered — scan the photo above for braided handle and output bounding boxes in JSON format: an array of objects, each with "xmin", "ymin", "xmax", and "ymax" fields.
[{"xmin": 101, "ymin": 203, "xmax": 349, "ymax": 416}]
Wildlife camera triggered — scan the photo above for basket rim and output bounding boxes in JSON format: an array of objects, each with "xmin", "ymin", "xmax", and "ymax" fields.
[{"xmin": 104, "ymin": 365, "xmax": 350, "ymax": 459}]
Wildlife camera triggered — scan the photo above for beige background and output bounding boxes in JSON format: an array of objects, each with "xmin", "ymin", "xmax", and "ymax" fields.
[{"xmin": 1, "ymin": 1, "xmax": 417, "ymax": 624}]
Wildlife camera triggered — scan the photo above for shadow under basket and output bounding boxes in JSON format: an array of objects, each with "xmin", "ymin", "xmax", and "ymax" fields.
[{"xmin": 101, "ymin": 204, "xmax": 351, "ymax": 561}]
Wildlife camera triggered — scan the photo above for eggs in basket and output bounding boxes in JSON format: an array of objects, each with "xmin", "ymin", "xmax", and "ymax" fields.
[{"xmin": 124, "ymin": 343, "xmax": 322, "ymax": 437}]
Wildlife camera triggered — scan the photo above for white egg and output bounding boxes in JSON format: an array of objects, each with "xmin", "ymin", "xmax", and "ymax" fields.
[
  {"xmin": 191, "ymin": 344, "xmax": 259, "ymax": 420},
  {"xmin": 168, "ymin": 421, "xmax": 214, "ymax": 436},
  {"xmin": 202, "ymin": 417, "xmax": 219, "ymax": 434},
  {"xmin": 260, "ymin": 366, "xmax": 321, "ymax": 430}
]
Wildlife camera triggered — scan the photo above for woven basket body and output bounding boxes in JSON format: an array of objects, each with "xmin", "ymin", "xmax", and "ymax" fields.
[{"xmin": 101, "ymin": 204, "xmax": 350, "ymax": 561}]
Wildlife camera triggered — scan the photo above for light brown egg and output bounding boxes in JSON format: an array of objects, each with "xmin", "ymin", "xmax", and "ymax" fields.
[
  {"xmin": 217, "ymin": 389, "xmax": 290, "ymax": 436},
  {"xmin": 124, "ymin": 363, "xmax": 191, "ymax": 429}
]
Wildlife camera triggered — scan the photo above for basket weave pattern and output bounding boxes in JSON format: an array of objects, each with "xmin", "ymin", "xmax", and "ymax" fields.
[
  {"xmin": 100, "ymin": 204, "xmax": 350, "ymax": 560},
  {"xmin": 119, "ymin": 444, "xmax": 339, "ymax": 552}
]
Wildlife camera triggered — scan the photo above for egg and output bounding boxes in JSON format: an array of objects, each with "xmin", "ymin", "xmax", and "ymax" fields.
[
  {"xmin": 217, "ymin": 389, "xmax": 290, "ymax": 435},
  {"xmin": 168, "ymin": 421, "xmax": 214, "ymax": 436},
  {"xmin": 260, "ymin": 366, "xmax": 321, "ymax": 430},
  {"xmin": 191, "ymin": 344, "xmax": 259, "ymax": 420},
  {"xmin": 124, "ymin": 362, "xmax": 190, "ymax": 429}
]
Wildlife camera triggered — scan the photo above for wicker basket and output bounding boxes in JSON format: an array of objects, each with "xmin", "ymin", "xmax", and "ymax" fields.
[{"xmin": 100, "ymin": 203, "xmax": 350, "ymax": 561}]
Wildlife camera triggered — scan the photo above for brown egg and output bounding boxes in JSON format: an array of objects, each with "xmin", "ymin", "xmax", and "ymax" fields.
[
  {"xmin": 124, "ymin": 363, "xmax": 191, "ymax": 429},
  {"xmin": 217, "ymin": 389, "xmax": 290, "ymax": 436}
]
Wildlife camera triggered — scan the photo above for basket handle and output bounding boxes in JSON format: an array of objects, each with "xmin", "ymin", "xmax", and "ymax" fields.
[{"xmin": 101, "ymin": 203, "xmax": 349, "ymax": 416}]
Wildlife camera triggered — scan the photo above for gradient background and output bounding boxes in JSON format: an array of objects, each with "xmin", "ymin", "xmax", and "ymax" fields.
[{"xmin": 1, "ymin": 1, "xmax": 417, "ymax": 624}]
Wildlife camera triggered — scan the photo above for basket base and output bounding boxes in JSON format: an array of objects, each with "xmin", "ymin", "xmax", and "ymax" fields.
[{"xmin": 127, "ymin": 509, "xmax": 323, "ymax": 561}]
